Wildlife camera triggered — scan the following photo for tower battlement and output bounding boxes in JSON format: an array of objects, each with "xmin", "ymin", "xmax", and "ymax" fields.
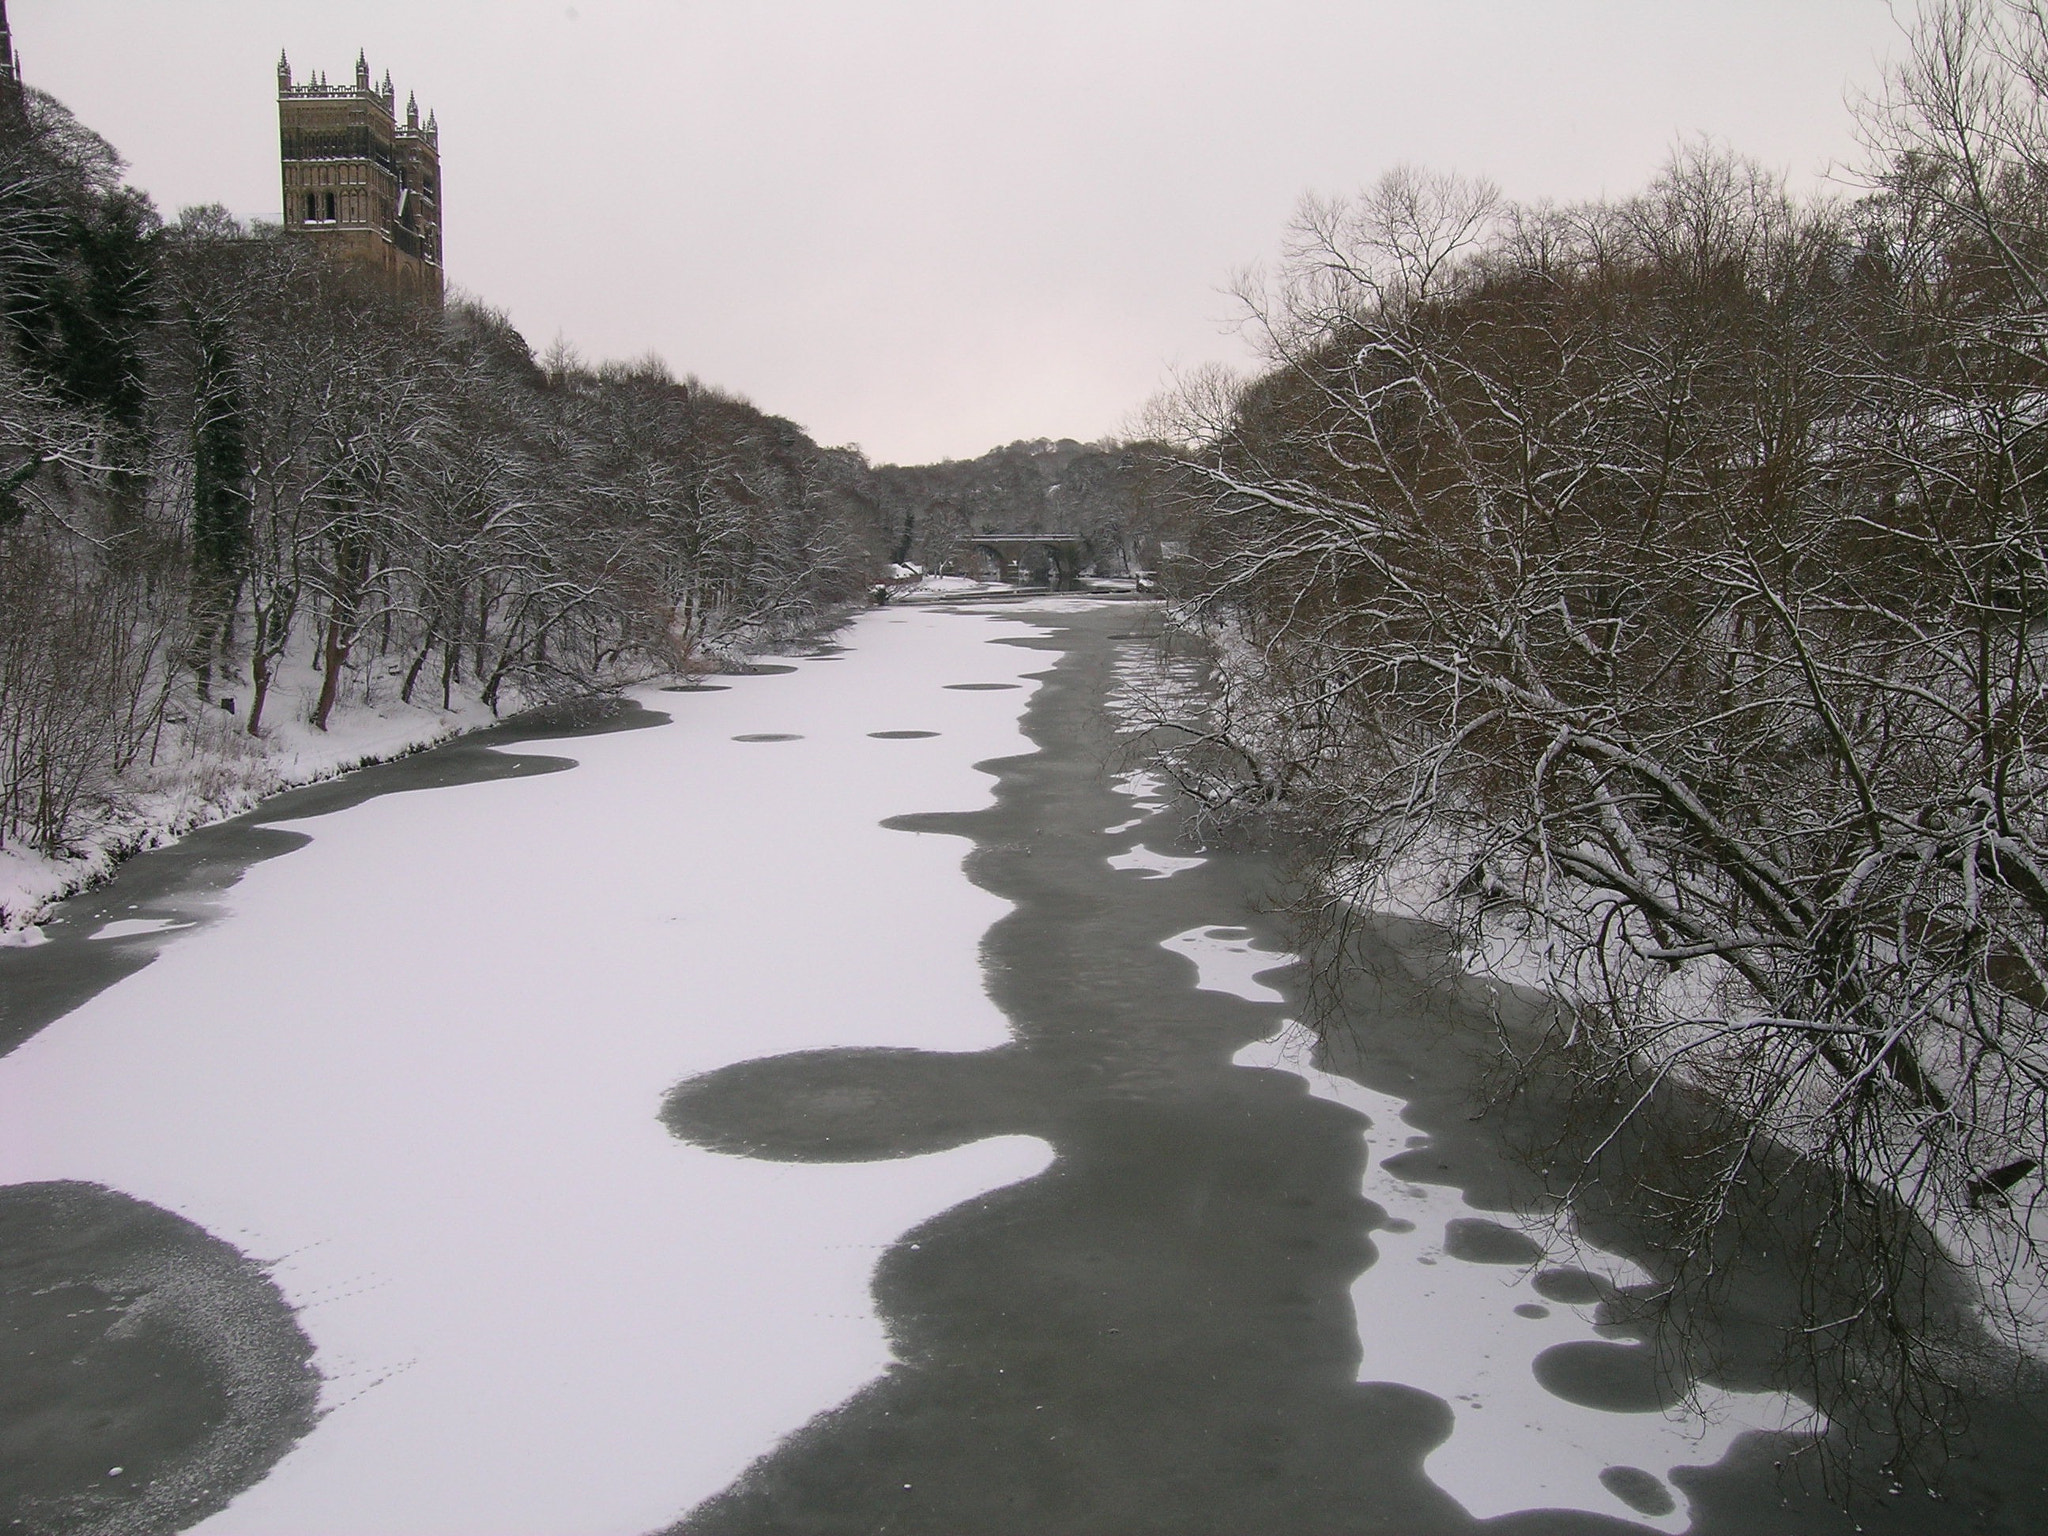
[{"xmin": 278, "ymin": 50, "xmax": 442, "ymax": 300}]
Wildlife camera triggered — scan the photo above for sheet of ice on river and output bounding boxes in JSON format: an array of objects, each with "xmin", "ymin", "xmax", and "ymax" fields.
[
  {"xmin": 1001, "ymin": 595, "xmax": 1118, "ymax": 614},
  {"xmin": 1106, "ymin": 843, "xmax": 1207, "ymax": 879},
  {"xmin": 1162, "ymin": 924, "xmax": 1286, "ymax": 1004},
  {"xmin": 1106, "ymin": 765, "xmax": 1172, "ymax": 835},
  {"xmin": 89, "ymin": 916, "xmax": 191, "ymax": 940},
  {"xmin": 0, "ymin": 609, "xmax": 1055, "ymax": 1536},
  {"xmin": 1168, "ymin": 924, "xmax": 1820, "ymax": 1533}
]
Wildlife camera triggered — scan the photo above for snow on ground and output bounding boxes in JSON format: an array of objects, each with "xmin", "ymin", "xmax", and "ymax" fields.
[
  {"xmin": 1165, "ymin": 922, "xmax": 1821, "ymax": 1532},
  {"xmin": 0, "ymin": 607, "xmax": 1056, "ymax": 1536},
  {"xmin": 1362, "ymin": 841, "xmax": 2048, "ymax": 1360}
]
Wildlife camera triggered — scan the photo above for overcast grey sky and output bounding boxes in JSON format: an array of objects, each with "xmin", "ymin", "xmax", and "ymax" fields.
[{"xmin": 20, "ymin": 2, "xmax": 1907, "ymax": 464}]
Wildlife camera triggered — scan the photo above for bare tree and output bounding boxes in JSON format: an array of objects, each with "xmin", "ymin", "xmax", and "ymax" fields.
[{"xmin": 1157, "ymin": 4, "xmax": 2048, "ymax": 1477}]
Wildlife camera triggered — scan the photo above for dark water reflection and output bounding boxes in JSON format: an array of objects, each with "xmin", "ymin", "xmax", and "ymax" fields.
[
  {"xmin": 0, "ymin": 1182, "xmax": 318, "ymax": 1535},
  {"xmin": 1309, "ymin": 903, "xmax": 2048, "ymax": 1532}
]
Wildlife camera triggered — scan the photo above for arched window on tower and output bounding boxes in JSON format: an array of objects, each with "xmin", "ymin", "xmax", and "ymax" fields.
[
  {"xmin": 304, "ymin": 190, "xmax": 317, "ymax": 223},
  {"xmin": 325, "ymin": 191, "xmax": 337, "ymax": 222}
]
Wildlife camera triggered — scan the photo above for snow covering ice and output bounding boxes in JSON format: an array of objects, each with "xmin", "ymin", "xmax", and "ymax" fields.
[
  {"xmin": 1004, "ymin": 595, "xmax": 1114, "ymax": 614},
  {"xmin": 892, "ymin": 574, "xmax": 1015, "ymax": 600},
  {"xmin": 1162, "ymin": 924, "xmax": 1289, "ymax": 1005},
  {"xmin": 1109, "ymin": 767, "xmax": 1171, "ymax": 814},
  {"xmin": 1106, "ymin": 844, "xmax": 1207, "ymax": 879},
  {"xmin": 88, "ymin": 917, "xmax": 192, "ymax": 941},
  {"xmin": 0, "ymin": 608, "xmax": 1057, "ymax": 1536}
]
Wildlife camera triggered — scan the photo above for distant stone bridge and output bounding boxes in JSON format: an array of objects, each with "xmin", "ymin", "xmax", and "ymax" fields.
[{"xmin": 969, "ymin": 533, "xmax": 1090, "ymax": 590}]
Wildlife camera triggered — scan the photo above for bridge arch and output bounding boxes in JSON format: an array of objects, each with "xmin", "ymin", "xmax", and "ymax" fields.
[{"xmin": 967, "ymin": 534, "xmax": 1090, "ymax": 590}]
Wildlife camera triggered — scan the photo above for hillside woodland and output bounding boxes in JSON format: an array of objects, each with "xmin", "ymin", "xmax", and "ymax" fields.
[{"xmin": 0, "ymin": 83, "xmax": 896, "ymax": 879}]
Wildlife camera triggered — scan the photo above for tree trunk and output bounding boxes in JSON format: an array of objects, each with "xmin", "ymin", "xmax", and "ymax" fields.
[
  {"xmin": 248, "ymin": 645, "xmax": 273, "ymax": 736},
  {"xmin": 310, "ymin": 606, "xmax": 348, "ymax": 732},
  {"xmin": 401, "ymin": 642, "xmax": 432, "ymax": 705}
]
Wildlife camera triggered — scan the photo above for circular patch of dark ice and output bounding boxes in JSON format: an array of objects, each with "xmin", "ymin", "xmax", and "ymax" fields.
[
  {"xmin": 732, "ymin": 733, "xmax": 803, "ymax": 743},
  {"xmin": 0, "ymin": 1181, "xmax": 319, "ymax": 1535},
  {"xmin": 1533, "ymin": 1340, "xmax": 1680, "ymax": 1414},
  {"xmin": 1514, "ymin": 1303, "xmax": 1551, "ymax": 1320},
  {"xmin": 724, "ymin": 663, "xmax": 798, "ymax": 676},
  {"xmin": 1532, "ymin": 1266, "xmax": 1608, "ymax": 1306},
  {"xmin": 1599, "ymin": 1465, "xmax": 1677, "ymax": 1517},
  {"xmin": 868, "ymin": 730, "xmax": 940, "ymax": 740},
  {"xmin": 1442, "ymin": 1217, "xmax": 1544, "ymax": 1266},
  {"xmin": 663, "ymin": 1047, "xmax": 1031, "ymax": 1162},
  {"xmin": 943, "ymin": 682, "xmax": 1020, "ymax": 691}
]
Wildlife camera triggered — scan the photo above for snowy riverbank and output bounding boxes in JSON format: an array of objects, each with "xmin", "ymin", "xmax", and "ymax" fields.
[
  {"xmin": 0, "ymin": 685, "xmax": 497, "ymax": 942},
  {"xmin": 0, "ymin": 617, "xmax": 858, "ymax": 942}
]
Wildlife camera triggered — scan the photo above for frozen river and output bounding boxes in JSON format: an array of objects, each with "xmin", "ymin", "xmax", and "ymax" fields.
[{"xmin": 3, "ymin": 601, "xmax": 2040, "ymax": 1535}]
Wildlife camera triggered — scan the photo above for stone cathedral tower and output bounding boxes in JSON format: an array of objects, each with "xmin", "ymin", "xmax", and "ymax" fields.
[{"xmin": 277, "ymin": 50, "xmax": 443, "ymax": 299}]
